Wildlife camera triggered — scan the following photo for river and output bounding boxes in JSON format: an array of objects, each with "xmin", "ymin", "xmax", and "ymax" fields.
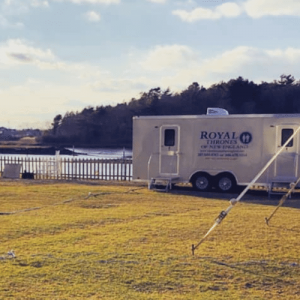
[
  {"xmin": 0, "ymin": 147, "xmax": 132, "ymax": 160},
  {"xmin": 67, "ymin": 147, "xmax": 132, "ymax": 159}
]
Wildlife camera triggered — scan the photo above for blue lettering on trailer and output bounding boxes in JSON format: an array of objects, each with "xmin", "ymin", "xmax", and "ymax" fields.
[{"xmin": 198, "ymin": 131, "xmax": 253, "ymax": 159}]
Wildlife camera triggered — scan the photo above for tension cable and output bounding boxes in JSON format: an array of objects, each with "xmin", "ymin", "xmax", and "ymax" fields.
[
  {"xmin": 265, "ymin": 176, "xmax": 300, "ymax": 225},
  {"xmin": 191, "ymin": 125, "xmax": 300, "ymax": 255}
]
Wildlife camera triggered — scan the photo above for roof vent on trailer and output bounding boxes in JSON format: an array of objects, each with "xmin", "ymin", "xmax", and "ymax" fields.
[{"xmin": 206, "ymin": 107, "xmax": 229, "ymax": 116}]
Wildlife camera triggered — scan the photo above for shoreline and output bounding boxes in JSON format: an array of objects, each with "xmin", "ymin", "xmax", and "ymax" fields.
[{"xmin": 0, "ymin": 146, "xmax": 75, "ymax": 155}]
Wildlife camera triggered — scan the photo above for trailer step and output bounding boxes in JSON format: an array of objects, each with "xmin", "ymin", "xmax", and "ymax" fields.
[
  {"xmin": 148, "ymin": 177, "xmax": 179, "ymax": 192},
  {"xmin": 268, "ymin": 181, "xmax": 298, "ymax": 198}
]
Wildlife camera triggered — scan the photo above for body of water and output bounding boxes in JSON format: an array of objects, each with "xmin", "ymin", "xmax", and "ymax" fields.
[
  {"xmin": 67, "ymin": 147, "xmax": 132, "ymax": 159},
  {"xmin": 0, "ymin": 148, "xmax": 132, "ymax": 160}
]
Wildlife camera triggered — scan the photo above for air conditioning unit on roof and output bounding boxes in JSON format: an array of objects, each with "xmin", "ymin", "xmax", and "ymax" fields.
[{"xmin": 206, "ymin": 107, "xmax": 229, "ymax": 115}]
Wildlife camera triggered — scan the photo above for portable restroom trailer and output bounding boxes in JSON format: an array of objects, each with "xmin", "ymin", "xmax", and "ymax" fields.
[{"xmin": 132, "ymin": 109, "xmax": 300, "ymax": 192}]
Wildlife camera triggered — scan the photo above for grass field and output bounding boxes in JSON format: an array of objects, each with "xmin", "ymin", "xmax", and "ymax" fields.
[{"xmin": 0, "ymin": 180, "xmax": 299, "ymax": 299}]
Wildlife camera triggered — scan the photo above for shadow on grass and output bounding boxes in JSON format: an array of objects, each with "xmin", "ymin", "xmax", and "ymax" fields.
[
  {"xmin": 205, "ymin": 257, "xmax": 299, "ymax": 288},
  {"xmin": 170, "ymin": 185, "xmax": 300, "ymax": 209}
]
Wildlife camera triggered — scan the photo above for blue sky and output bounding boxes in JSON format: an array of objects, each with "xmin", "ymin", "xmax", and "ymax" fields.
[{"xmin": 1, "ymin": 0, "xmax": 300, "ymax": 129}]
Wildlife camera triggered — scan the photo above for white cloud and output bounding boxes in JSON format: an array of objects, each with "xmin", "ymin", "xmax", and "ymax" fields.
[
  {"xmin": 3, "ymin": 42, "xmax": 300, "ymax": 129},
  {"xmin": 174, "ymin": 0, "xmax": 196, "ymax": 5},
  {"xmin": 0, "ymin": 39, "xmax": 55, "ymax": 67},
  {"xmin": 137, "ymin": 45, "xmax": 300, "ymax": 94},
  {"xmin": 1, "ymin": 0, "xmax": 30, "ymax": 15},
  {"xmin": 0, "ymin": 39, "xmax": 102, "ymax": 74},
  {"xmin": 3, "ymin": 0, "xmax": 119, "ymax": 8},
  {"xmin": 173, "ymin": 0, "xmax": 300, "ymax": 22},
  {"xmin": 0, "ymin": 82, "xmax": 84, "ymax": 129},
  {"xmin": 265, "ymin": 47, "xmax": 300, "ymax": 63},
  {"xmin": 140, "ymin": 44, "xmax": 197, "ymax": 71},
  {"xmin": 216, "ymin": 2, "xmax": 243, "ymax": 18},
  {"xmin": 89, "ymin": 76, "xmax": 151, "ymax": 93},
  {"xmin": 0, "ymin": 75, "xmax": 144, "ymax": 129},
  {"xmin": 244, "ymin": 0, "xmax": 300, "ymax": 18},
  {"xmin": 0, "ymin": 15, "xmax": 24, "ymax": 28},
  {"xmin": 173, "ymin": 8, "xmax": 218, "ymax": 21},
  {"xmin": 0, "ymin": 0, "xmax": 48, "ymax": 31},
  {"xmin": 85, "ymin": 11, "xmax": 101, "ymax": 22},
  {"xmin": 201, "ymin": 46, "xmax": 258, "ymax": 74},
  {"xmin": 52, "ymin": 0, "xmax": 120, "ymax": 4},
  {"xmin": 29, "ymin": 0, "xmax": 49, "ymax": 7},
  {"xmin": 147, "ymin": 0, "xmax": 167, "ymax": 3},
  {"xmin": 0, "ymin": 38, "xmax": 140, "ymax": 128},
  {"xmin": 2, "ymin": 0, "xmax": 49, "ymax": 13},
  {"xmin": 124, "ymin": 44, "xmax": 300, "ymax": 95},
  {"xmin": 172, "ymin": 2, "xmax": 242, "ymax": 22}
]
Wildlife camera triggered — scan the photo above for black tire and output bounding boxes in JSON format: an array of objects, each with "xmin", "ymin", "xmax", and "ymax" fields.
[
  {"xmin": 192, "ymin": 173, "xmax": 211, "ymax": 192},
  {"xmin": 216, "ymin": 173, "xmax": 236, "ymax": 193}
]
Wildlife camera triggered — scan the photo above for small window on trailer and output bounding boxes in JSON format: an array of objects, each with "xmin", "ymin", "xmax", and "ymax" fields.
[
  {"xmin": 281, "ymin": 128, "xmax": 294, "ymax": 147},
  {"xmin": 164, "ymin": 129, "xmax": 175, "ymax": 146}
]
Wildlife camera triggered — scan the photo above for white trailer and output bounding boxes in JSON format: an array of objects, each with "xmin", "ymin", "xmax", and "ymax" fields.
[{"xmin": 132, "ymin": 109, "xmax": 300, "ymax": 193}]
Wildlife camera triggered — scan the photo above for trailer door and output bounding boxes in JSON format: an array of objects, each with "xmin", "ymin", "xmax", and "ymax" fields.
[
  {"xmin": 159, "ymin": 125, "xmax": 180, "ymax": 175},
  {"xmin": 274, "ymin": 125, "xmax": 299, "ymax": 179}
]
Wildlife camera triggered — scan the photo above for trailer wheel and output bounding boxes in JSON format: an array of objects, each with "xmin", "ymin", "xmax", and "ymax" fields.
[
  {"xmin": 192, "ymin": 173, "xmax": 211, "ymax": 192},
  {"xmin": 216, "ymin": 173, "xmax": 236, "ymax": 193}
]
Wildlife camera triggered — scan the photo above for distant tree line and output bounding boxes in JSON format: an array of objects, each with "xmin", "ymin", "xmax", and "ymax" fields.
[
  {"xmin": 0, "ymin": 127, "xmax": 41, "ymax": 141},
  {"xmin": 40, "ymin": 74, "xmax": 300, "ymax": 148}
]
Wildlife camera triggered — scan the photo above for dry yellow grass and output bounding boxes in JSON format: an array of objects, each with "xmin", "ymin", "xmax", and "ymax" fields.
[
  {"xmin": 0, "ymin": 137, "xmax": 39, "ymax": 147},
  {"xmin": 0, "ymin": 180, "xmax": 299, "ymax": 299}
]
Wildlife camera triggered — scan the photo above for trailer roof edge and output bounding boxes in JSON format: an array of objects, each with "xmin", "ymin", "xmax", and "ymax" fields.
[{"xmin": 133, "ymin": 113, "xmax": 300, "ymax": 120}]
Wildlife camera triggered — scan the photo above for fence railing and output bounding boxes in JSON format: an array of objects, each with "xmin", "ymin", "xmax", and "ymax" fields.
[{"xmin": 0, "ymin": 156, "xmax": 132, "ymax": 181}]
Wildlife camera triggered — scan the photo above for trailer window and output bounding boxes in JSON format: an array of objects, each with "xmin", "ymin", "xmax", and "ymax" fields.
[
  {"xmin": 281, "ymin": 129, "xmax": 294, "ymax": 147},
  {"xmin": 164, "ymin": 129, "xmax": 175, "ymax": 146}
]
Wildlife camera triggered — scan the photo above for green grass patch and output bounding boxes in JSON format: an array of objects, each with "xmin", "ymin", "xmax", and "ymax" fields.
[{"xmin": 0, "ymin": 181, "xmax": 299, "ymax": 299}]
